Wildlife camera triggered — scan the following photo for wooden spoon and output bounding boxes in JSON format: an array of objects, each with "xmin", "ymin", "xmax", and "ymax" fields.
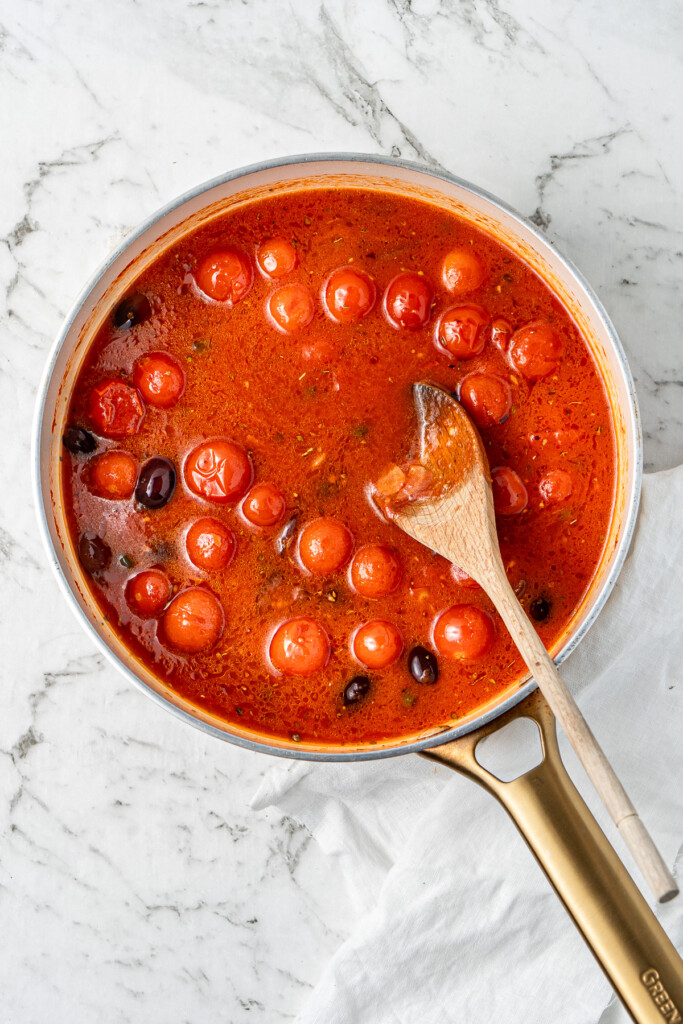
[{"xmin": 382, "ymin": 381, "xmax": 677, "ymax": 904}]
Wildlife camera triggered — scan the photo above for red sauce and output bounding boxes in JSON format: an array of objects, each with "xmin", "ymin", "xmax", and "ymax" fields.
[{"xmin": 62, "ymin": 187, "xmax": 615, "ymax": 746}]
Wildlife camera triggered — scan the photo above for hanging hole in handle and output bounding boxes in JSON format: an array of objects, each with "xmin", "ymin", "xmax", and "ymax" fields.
[{"xmin": 474, "ymin": 717, "xmax": 544, "ymax": 782}]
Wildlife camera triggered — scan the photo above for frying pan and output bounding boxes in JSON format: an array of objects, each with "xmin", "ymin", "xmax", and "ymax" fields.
[{"xmin": 33, "ymin": 155, "xmax": 683, "ymax": 1022}]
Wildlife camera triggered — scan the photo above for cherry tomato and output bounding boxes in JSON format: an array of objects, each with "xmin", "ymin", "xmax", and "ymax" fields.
[
  {"xmin": 186, "ymin": 517, "xmax": 236, "ymax": 571},
  {"xmin": 133, "ymin": 352, "xmax": 185, "ymax": 409},
  {"xmin": 441, "ymin": 248, "xmax": 486, "ymax": 295},
  {"xmin": 256, "ymin": 237, "xmax": 298, "ymax": 279},
  {"xmin": 435, "ymin": 305, "xmax": 489, "ymax": 359},
  {"xmin": 324, "ymin": 266, "xmax": 376, "ymax": 323},
  {"xmin": 353, "ymin": 620, "xmax": 403, "ymax": 669},
  {"xmin": 299, "ymin": 518, "xmax": 353, "ymax": 574},
  {"xmin": 492, "ymin": 466, "xmax": 528, "ymax": 515},
  {"xmin": 267, "ymin": 283, "xmax": 315, "ymax": 333},
  {"xmin": 126, "ymin": 569, "xmax": 172, "ymax": 618},
  {"xmin": 384, "ymin": 273, "xmax": 433, "ymax": 330},
  {"xmin": 162, "ymin": 587, "xmax": 224, "ymax": 653},
  {"xmin": 242, "ymin": 482, "xmax": 286, "ymax": 528},
  {"xmin": 269, "ymin": 617, "xmax": 330, "ymax": 676},
  {"xmin": 509, "ymin": 321, "xmax": 563, "ymax": 380},
  {"xmin": 433, "ymin": 605, "xmax": 494, "ymax": 660},
  {"xmin": 450, "ymin": 563, "xmax": 481, "ymax": 589},
  {"xmin": 184, "ymin": 439, "xmax": 252, "ymax": 503},
  {"xmin": 539, "ymin": 469, "xmax": 573, "ymax": 504},
  {"xmin": 350, "ymin": 544, "xmax": 401, "ymax": 598},
  {"xmin": 89, "ymin": 450, "xmax": 137, "ymax": 500},
  {"xmin": 491, "ymin": 317, "xmax": 512, "ymax": 352},
  {"xmin": 194, "ymin": 249, "xmax": 252, "ymax": 305},
  {"xmin": 88, "ymin": 379, "xmax": 145, "ymax": 438},
  {"xmin": 459, "ymin": 374, "xmax": 511, "ymax": 428}
]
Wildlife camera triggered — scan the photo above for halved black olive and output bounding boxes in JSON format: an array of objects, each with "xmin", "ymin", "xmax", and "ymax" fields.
[
  {"xmin": 113, "ymin": 292, "xmax": 152, "ymax": 330},
  {"xmin": 135, "ymin": 457, "xmax": 176, "ymax": 509},
  {"xmin": 78, "ymin": 531, "xmax": 111, "ymax": 574},
  {"xmin": 530, "ymin": 597, "xmax": 551, "ymax": 622},
  {"xmin": 343, "ymin": 676, "xmax": 371, "ymax": 706},
  {"xmin": 408, "ymin": 645, "xmax": 439, "ymax": 685},
  {"xmin": 62, "ymin": 426, "xmax": 96, "ymax": 454}
]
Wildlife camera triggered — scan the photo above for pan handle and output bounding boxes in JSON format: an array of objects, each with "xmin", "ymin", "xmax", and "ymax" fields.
[{"xmin": 422, "ymin": 689, "xmax": 683, "ymax": 1024}]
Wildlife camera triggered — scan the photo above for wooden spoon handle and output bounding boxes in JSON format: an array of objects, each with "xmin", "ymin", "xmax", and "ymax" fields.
[{"xmin": 488, "ymin": 570, "xmax": 678, "ymax": 903}]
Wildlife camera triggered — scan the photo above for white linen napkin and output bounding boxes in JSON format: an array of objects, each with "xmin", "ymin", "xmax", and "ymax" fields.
[{"xmin": 252, "ymin": 467, "xmax": 683, "ymax": 1024}]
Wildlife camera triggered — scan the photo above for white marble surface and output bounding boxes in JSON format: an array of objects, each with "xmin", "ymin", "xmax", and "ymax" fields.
[{"xmin": 2, "ymin": 1, "xmax": 682, "ymax": 1021}]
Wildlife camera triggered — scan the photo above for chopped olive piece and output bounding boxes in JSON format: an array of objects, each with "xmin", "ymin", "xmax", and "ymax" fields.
[
  {"xmin": 62, "ymin": 426, "xmax": 96, "ymax": 454},
  {"xmin": 408, "ymin": 645, "xmax": 439, "ymax": 685},
  {"xmin": 78, "ymin": 531, "xmax": 111, "ymax": 574},
  {"xmin": 119, "ymin": 554, "xmax": 135, "ymax": 568},
  {"xmin": 530, "ymin": 597, "xmax": 551, "ymax": 622},
  {"xmin": 113, "ymin": 292, "xmax": 152, "ymax": 329},
  {"xmin": 275, "ymin": 516, "xmax": 298, "ymax": 555},
  {"xmin": 135, "ymin": 457, "xmax": 176, "ymax": 510},
  {"xmin": 343, "ymin": 676, "xmax": 371, "ymax": 705}
]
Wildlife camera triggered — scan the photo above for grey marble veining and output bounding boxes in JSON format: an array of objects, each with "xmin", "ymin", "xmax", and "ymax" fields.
[{"xmin": 1, "ymin": 1, "xmax": 682, "ymax": 1021}]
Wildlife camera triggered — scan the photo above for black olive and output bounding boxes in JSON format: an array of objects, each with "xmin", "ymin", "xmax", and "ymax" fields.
[
  {"xmin": 530, "ymin": 597, "xmax": 551, "ymax": 622},
  {"xmin": 343, "ymin": 676, "xmax": 371, "ymax": 706},
  {"xmin": 62, "ymin": 426, "xmax": 96, "ymax": 454},
  {"xmin": 135, "ymin": 457, "xmax": 176, "ymax": 509},
  {"xmin": 408, "ymin": 645, "xmax": 439, "ymax": 685},
  {"xmin": 78, "ymin": 531, "xmax": 111, "ymax": 574},
  {"xmin": 113, "ymin": 292, "xmax": 152, "ymax": 330}
]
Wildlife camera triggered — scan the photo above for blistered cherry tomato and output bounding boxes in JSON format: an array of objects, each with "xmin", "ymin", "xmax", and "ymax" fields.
[
  {"xmin": 126, "ymin": 569, "xmax": 171, "ymax": 618},
  {"xmin": 133, "ymin": 352, "xmax": 185, "ymax": 409},
  {"xmin": 436, "ymin": 305, "xmax": 489, "ymax": 359},
  {"xmin": 89, "ymin": 450, "xmax": 137, "ymax": 500},
  {"xmin": 268, "ymin": 283, "xmax": 315, "ymax": 333},
  {"xmin": 242, "ymin": 482, "xmax": 286, "ymax": 528},
  {"xmin": 324, "ymin": 266, "xmax": 376, "ymax": 323},
  {"xmin": 88, "ymin": 380, "xmax": 145, "ymax": 438},
  {"xmin": 450, "ymin": 563, "xmax": 481, "ymax": 589},
  {"xmin": 299, "ymin": 518, "xmax": 353, "ymax": 574},
  {"xmin": 459, "ymin": 374, "xmax": 511, "ymax": 428},
  {"xmin": 433, "ymin": 605, "xmax": 494, "ymax": 660},
  {"xmin": 162, "ymin": 587, "xmax": 224, "ymax": 653},
  {"xmin": 195, "ymin": 249, "xmax": 252, "ymax": 305},
  {"xmin": 384, "ymin": 273, "xmax": 433, "ymax": 330},
  {"xmin": 186, "ymin": 517, "xmax": 235, "ymax": 571},
  {"xmin": 269, "ymin": 617, "xmax": 330, "ymax": 676},
  {"xmin": 492, "ymin": 466, "xmax": 528, "ymax": 515},
  {"xmin": 509, "ymin": 321, "xmax": 563, "ymax": 380},
  {"xmin": 184, "ymin": 439, "xmax": 252, "ymax": 503},
  {"xmin": 350, "ymin": 544, "xmax": 401, "ymax": 598},
  {"xmin": 353, "ymin": 620, "xmax": 403, "ymax": 669},
  {"xmin": 441, "ymin": 248, "xmax": 486, "ymax": 295},
  {"xmin": 539, "ymin": 469, "xmax": 573, "ymax": 504},
  {"xmin": 256, "ymin": 237, "xmax": 298, "ymax": 279}
]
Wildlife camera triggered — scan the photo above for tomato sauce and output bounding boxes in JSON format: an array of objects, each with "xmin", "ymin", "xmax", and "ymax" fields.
[{"xmin": 62, "ymin": 187, "xmax": 615, "ymax": 746}]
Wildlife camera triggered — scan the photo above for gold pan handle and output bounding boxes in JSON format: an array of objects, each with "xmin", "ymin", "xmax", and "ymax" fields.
[{"xmin": 423, "ymin": 690, "xmax": 683, "ymax": 1024}]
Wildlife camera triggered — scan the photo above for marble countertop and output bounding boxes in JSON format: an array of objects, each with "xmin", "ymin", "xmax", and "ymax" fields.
[{"xmin": 2, "ymin": 1, "xmax": 682, "ymax": 1021}]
